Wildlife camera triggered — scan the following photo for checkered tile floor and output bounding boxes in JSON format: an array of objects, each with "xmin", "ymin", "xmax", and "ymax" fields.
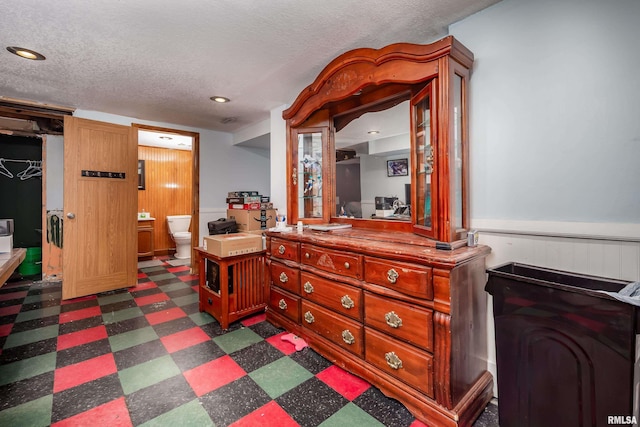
[{"xmin": 0, "ymin": 257, "xmax": 498, "ymax": 426}]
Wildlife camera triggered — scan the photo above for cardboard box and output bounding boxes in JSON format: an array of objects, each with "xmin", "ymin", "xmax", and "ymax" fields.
[
  {"xmin": 227, "ymin": 209, "xmax": 276, "ymax": 231},
  {"xmin": 0, "ymin": 219, "xmax": 14, "ymax": 236},
  {"xmin": 242, "ymin": 230, "xmax": 267, "ymax": 249},
  {"xmin": 202, "ymin": 232, "xmax": 263, "ymax": 257},
  {"xmin": 227, "ymin": 191, "xmax": 259, "ymax": 197},
  {"xmin": 0, "ymin": 235, "xmax": 13, "ymax": 253},
  {"xmin": 228, "ymin": 203, "xmax": 261, "ymax": 210},
  {"xmin": 226, "ymin": 196, "xmax": 261, "ymax": 204}
]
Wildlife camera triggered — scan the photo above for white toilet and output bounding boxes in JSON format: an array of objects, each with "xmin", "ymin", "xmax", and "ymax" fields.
[{"xmin": 167, "ymin": 215, "xmax": 192, "ymax": 259}]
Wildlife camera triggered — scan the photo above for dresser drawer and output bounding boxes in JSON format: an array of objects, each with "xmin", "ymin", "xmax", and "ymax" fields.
[
  {"xmin": 270, "ymin": 237, "xmax": 299, "ymax": 262},
  {"xmin": 301, "ymin": 272, "xmax": 362, "ymax": 321},
  {"xmin": 269, "ymin": 287, "xmax": 300, "ymax": 323},
  {"xmin": 269, "ymin": 261, "xmax": 300, "ymax": 294},
  {"xmin": 301, "ymin": 300, "xmax": 364, "ymax": 357},
  {"xmin": 365, "ymin": 327, "xmax": 433, "ymax": 397},
  {"xmin": 301, "ymin": 243, "xmax": 362, "ymax": 279},
  {"xmin": 364, "ymin": 292, "xmax": 433, "ymax": 352},
  {"xmin": 364, "ymin": 258, "xmax": 432, "ymax": 299}
]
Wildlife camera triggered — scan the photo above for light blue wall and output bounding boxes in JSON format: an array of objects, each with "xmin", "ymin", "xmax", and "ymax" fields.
[
  {"xmin": 197, "ymin": 129, "xmax": 270, "ymax": 207},
  {"xmin": 45, "ymin": 135, "xmax": 64, "ymax": 210},
  {"xmin": 451, "ymin": 0, "xmax": 640, "ymax": 224}
]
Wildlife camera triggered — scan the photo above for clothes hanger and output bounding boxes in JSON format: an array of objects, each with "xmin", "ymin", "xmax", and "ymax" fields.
[
  {"xmin": 17, "ymin": 160, "xmax": 42, "ymax": 180},
  {"xmin": 16, "ymin": 160, "xmax": 31, "ymax": 179},
  {"xmin": 0, "ymin": 159, "xmax": 13, "ymax": 178},
  {"xmin": 26, "ymin": 160, "xmax": 43, "ymax": 179}
]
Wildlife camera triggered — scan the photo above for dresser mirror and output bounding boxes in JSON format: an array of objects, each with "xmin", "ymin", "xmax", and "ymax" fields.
[
  {"xmin": 334, "ymin": 99, "xmax": 411, "ymax": 221},
  {"xmin": 283, "ymin": 36, "xmax": 473, "ymax": 245}
]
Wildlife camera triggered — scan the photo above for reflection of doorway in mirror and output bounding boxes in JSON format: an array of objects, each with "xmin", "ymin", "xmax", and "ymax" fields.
[
  {"xmin": 334, "ymin": 100, "xmax": 410, "ymax": 221},
  {"xmin": 336, "ymin": 160, "xmax": 361, "ymax": 218}
]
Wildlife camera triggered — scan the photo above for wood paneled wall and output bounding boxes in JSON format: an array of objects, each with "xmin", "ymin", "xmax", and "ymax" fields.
[{"xmin": 137, "ymin": 146, "xmax": 192, "ymax": 255}]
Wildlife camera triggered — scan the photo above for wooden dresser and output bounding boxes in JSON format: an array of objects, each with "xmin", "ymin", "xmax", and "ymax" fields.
[{"xmin": 266, "ymin": 228, "xmax": 492, "ymax": 427}]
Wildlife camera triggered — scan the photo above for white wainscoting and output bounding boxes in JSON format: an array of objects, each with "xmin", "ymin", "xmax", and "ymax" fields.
[{"xmin": 471, "ymin": 219, "xmax": 640, "ymax": 397}]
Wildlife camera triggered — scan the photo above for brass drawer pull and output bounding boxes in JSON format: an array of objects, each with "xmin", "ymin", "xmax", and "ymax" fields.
[
  {"xmin": 341, "ymin": 295, "xmax": 354, "ymax": 309},
  {"xmin": 344, "ymin": 262, "xmax": 350, "ymax": 269},
  {"xmin": 279, "ymin": 272, "xmax": 288, "ymax": 283},
  {"xmin": 385, "ymin": 311, "xmax": 402, "ymax": 328},
  {"xmin": 278, "ymin": 299, "xmax": 287, "ymax": 310},
  {"xmin": 387, "ymin": 268, "xmax": 399, "ymax": 284},
  {"xmin": 305, "ymin": 252, "xmax": 310, "ymax": 259},
  {"xmin": 304, "ymin": 311, "xmax": 315, "ymax": 323},
  {"xmin": 303, "ymin": 281, "xmax": 314, "ymax": 294},
  {"xmin": 278, "ymin": 245, "xmax": 286, "ymax": 255},
  {"xmin": 385, "ymin": 351, "xmax": 403, "ymax": 370},
  {"xmin": 342, "ymin": 330, "xmax": 355, "ymax": 345}
]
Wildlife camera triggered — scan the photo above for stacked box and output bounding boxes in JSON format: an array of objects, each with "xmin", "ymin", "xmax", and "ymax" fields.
[
  {"xmin": 226, "ymin": 191, "xmax": 270, "ymax": 210},
  {"xmin": 0, "ymin": 219, "xmax": 14, "ymax": 253},
  {"xmin": 0, "ymin": 219, "xmax": 14, "ymax": 236},
  {"xmin": 0, "ymin": 235, "xmax": 12, "ymax": 253},
  {"xmin": 227, "ymin": 209, "xmax": 276, "ymax": 231},
  {"xmin": 226, "ymin": 196, "xmax": 261, "ymax": 204},
  {"xmin": 202, "ymin": 233, "xmax": 263, "ymax": 257},
  {"xmin": 228, "ymin": 202, "xmax": 261, "ymax": 210},
  {"xmin": 227, "ymin": 191, "xmax": 259, "ymax": 197}
]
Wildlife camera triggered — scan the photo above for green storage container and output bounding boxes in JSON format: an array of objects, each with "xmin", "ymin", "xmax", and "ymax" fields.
[{"xmin": 19, "ymin": 247, "xmax": 42, "ymax": 276}]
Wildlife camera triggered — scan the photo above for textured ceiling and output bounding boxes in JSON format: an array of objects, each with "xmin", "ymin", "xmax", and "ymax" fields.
[{"xmin": 0, "ymin": 0, "xmax": 500, "ymax": 134}]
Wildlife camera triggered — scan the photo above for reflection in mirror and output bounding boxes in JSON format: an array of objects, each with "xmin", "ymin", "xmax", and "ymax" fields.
[
  {"xmin": 415, "ymin": 92, "xmax": 432, "ymax": 229},
  {"xmin": 453, "ymin": 74, "xmax": 463, "ymax": 230},
  {"xmin": 334, "ymin": 100, "xmax": 411, "ymax": 221},
  {"xmin": 298, "ymin": 131, "xmax": 323, "ymax": 219}
]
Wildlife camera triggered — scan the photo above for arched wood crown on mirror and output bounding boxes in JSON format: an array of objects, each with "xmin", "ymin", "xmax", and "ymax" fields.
[
  {"xmin": 283, "ymin": 35, "xmax": 472, "ymax": 246},
  {"xmin": 268, "ymin": 36, "xmax": 493, "ymax": 427}
]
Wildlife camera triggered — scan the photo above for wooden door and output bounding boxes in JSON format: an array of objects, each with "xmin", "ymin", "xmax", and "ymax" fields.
[{"xmin": 62, "ymin": 116, "xmax": 137, "ymax": 299}]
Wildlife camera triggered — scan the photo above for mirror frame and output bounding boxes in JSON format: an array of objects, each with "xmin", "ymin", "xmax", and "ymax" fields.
[{"xmin": 283, "ymin": 36, "xmax": 473, "ymax": 243}]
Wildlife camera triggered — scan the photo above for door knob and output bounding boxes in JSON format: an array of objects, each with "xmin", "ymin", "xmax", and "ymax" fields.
[{"xmin": 66, "ymin": 212, "xmax": 76, "ymax": 219}]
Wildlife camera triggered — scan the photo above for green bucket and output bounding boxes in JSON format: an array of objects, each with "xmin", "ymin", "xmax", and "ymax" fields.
[{"xmin": 19, "ymin": 247, "xmax": 42, "ymax": 276}]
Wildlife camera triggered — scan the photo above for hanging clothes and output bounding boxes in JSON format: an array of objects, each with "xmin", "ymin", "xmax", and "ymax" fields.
[{"xmin": 47, "ymin": 211, "xmax": 63, "ymax": 248}]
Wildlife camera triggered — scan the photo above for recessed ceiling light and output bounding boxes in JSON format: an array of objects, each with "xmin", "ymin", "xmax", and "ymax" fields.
[
  {"xmin": 210, "ymin": 96, "xmax": 230, "ymax": 103},
  {"xmin": 7, "ymin": 46, "xmax": 46, "ymax": 60},
  {"xmin": 368, "ymin": 130, "xmax": 380, "ymax": 135}
]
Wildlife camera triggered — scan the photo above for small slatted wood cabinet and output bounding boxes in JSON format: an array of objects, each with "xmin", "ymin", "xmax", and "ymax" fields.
[
  {"xmin": 266, "ymin": 229, "xmax": 492, "ymax": 427},
  {"xmin": 196, "ymin": 247, "xmax": 267, "ymax": 330}
]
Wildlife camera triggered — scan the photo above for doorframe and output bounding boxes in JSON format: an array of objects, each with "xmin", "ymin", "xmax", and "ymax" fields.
[{"xmin": 132, "ymin": 123, "xmax": 200, "ymax": 273}]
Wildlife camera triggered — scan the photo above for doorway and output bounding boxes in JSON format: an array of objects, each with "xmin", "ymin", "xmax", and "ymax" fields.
[
  {"xmin": 133, "ymin": 124, "xmax": 200, "ymax": 270},
  {"xmin": 0, "ymin": 135, "xmax": 43, "ymax": 279}
]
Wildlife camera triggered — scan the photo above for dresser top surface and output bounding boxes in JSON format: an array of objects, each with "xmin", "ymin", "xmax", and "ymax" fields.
[{"xmin": 266, "ymin": 228, "xmax": 490, "ymax": 267}]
